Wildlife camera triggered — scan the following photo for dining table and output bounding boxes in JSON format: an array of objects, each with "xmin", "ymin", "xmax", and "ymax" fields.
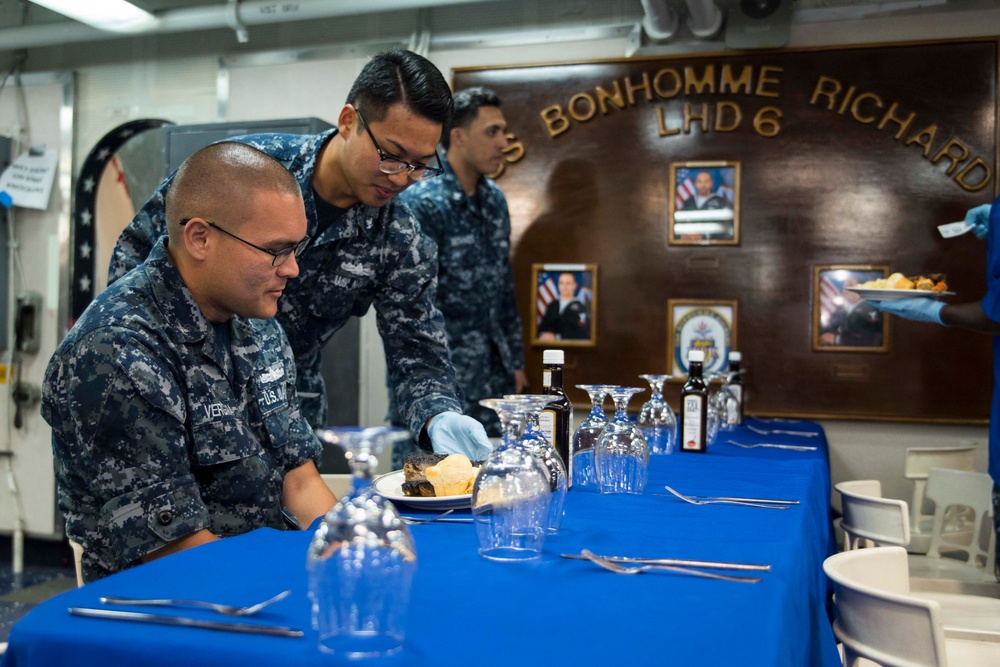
[{"xmin": 2, "ymin": 417, "xmax": 841, "ymax": 666}]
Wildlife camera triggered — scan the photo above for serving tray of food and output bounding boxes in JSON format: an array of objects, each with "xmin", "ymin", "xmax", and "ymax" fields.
[
  {"xmin": 847, "ymin": 272, "xmax": 954, "ymax": 301},
  {"xmin": 372, "ymin": 453, "xmax": 479, "ymax": 510}
]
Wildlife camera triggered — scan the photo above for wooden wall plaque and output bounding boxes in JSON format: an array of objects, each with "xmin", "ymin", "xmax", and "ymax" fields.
[{"xmin": 453, "ymin": 40, "xmax": 998, "ymax": 423}]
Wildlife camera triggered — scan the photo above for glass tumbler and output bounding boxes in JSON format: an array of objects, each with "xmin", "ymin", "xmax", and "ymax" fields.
[
  {"xmin": 594, "ymin": 386, "xmax": 650, "ymax": 495},
  {"xmin": 637, "ymin": 374, "xmax": 677, "ymax": 454},
  {"xmin": 307, "ymin": 427, "xmax": 416, "ymax": 659},
  {"xmin": 474, "ymin": 398, "xmax": 552, "ymax": 561},
  {"xmin": 571, "ymin": 384, "xmax": 614, "ymax": 490}
]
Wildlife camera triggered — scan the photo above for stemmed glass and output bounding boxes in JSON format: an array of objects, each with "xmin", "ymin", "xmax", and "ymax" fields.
[
  {"xmin": 572, "ymin": 384, "xmax": 614, "ymax": 490},
  {"xmin": 706, "ymin": 373, "xmax": 727, "ymax": 444},
  {"xmin": 594, "ymin": 386, "xmax": 649, "ymax": 495},
  {"xmin": 505, "ymin": 394, "xmax": 567, "ymax": 534},
  {"xmin": 715, "ymin": 373, "xmax": 739, "ymax": 433},
  {"xmin": 474, "ymin": 398, "xmax": 552, "ymax": 561},
  {"xmin": 307, "ymin": 427, "xmax": 416, "ymax": 658},
  {"xmin": 637, "ymin": 374, "xmax": 677, "ymax": 455}
]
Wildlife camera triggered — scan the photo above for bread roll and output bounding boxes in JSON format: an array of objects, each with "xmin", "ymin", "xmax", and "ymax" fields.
[{"xmin": 425, "ymin": 454, "xmax": 477, "ymax": 496}]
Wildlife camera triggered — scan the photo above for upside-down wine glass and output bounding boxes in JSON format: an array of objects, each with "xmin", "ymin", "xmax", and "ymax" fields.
[
  {"xmin": 505, "ymin": 394, "xmax": 567, "ymax": 534},
  {"xmin": 307, "ymin": 426, "xmax": 416, "ymax": 659},
  {"xmin": 705, "ymin": 373, "xmax": 726, "ymax": 444},
  {"xmin": 594, "ymin": 386, "xmax": 649, "ymax": 495},
  {"xmin": 571, "ymin": 384, "xmax": 614, "ymax": 490},
  {"xmin": 636, "ymin": 374, "xmax": 677, "ymax": 454},
  {"xmin": 474, "ymin": 398, "xmax": 551, "ymax": 561}
]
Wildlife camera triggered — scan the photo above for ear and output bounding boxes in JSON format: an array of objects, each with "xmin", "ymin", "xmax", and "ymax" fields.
[
  {"xmin": 449, "ymin": 125, "xmax": 465, "ymax": 148},
  {"xmin": 182, "ymin": 217, "xmax": 212, "ymax": 261},
  {"xmin": 337, "ymin": 104, "xmax": 357, "ymax": 138}
]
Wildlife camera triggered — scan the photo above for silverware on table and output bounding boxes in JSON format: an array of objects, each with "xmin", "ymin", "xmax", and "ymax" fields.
[
  {"xmin": 560, "ymin": 552, "xmax": 771, "ymax": 572},
  {"xmin": 69, "ymin": 607, "xmax": 304, "ymax": 637},
  {"xmin": 746, "ymin": 424, "xmax": 819, "ymax": 438},
  {"xmin": 660, "ymin": 485, "xmax": 791, "ymax": 509},
  {"xmin": 725, "ymin": 440, "xmax": 817, "ymax": 452},
  {"xmin": 100, "ymin": 590, "xmax": 291, "ymax": 616},
  {"xmin": 575, "ymin": 550, "xmax": 761, "ymax": 583}
]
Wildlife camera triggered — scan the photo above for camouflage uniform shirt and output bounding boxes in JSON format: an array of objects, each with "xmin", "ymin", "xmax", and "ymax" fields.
[
  {"xmin": 398, "ymin": 154, "xmax": 525, "ymax": 408},
  {"xmin": 108, "ymin": 130, "xmax": 462, "ymax": 437},
  {"xmin": 43, "ymin": 239, "xmax": 321, "ymax": 581}
]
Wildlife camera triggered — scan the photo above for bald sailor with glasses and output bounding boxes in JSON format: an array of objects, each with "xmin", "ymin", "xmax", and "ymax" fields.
[
  {"xmin": 109, "ymin": 49, "xmax": 494, "ymax": 467},
  {"xmin": 42, "ymin": 142, "xmax": 336, "ymax": 581}
]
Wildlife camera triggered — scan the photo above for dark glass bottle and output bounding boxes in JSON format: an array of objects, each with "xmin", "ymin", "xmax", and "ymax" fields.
[
  {"xmin": 680, "ymin": 350, "xmax": 708, "ymax": 453},
  {"xmin": 539, "ymin": 349, "xmax": 573, "ymax": 483},
  {"xmin": 727, "ymin": 351, "xmax": 744, "ymax": 426}
]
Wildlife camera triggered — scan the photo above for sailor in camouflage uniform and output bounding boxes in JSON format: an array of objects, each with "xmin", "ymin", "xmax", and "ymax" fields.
[
  {"xmin": 42, "ymin": 143, "xmax": 335, "ymax": 581},
  {"xmin": 108, "ymin": 50, "xmax": 494, "ymax": 467},
  {"xmin": 396, "ymin": 87, "xmax": 527, "ymax": 438}
]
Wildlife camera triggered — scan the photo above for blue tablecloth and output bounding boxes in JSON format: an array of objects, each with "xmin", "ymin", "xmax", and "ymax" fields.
[{"xmin": 2, "ymin": 419, "xmax": 840, "ymax": 667}]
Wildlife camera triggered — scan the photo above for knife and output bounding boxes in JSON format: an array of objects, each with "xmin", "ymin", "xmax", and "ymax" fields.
[
  {"xmin": 68, "ymin": 607, "xmax": 304, "ymax": 637},
  {"xmin": 559, "ymin": 553, "xmax": 771, "ymax": 572}
]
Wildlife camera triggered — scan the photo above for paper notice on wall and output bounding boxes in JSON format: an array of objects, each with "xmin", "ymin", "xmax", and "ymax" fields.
[{"xmin": 0, "ymin": 147, "xmax": 58, "ymax": 210}]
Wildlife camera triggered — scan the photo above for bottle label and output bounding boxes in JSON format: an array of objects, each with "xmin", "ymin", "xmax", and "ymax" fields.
[
  {"xmin": 542, "ymin": 370, "xmax": 552, "ymax": 388},
  {"xmin": 682, "ymin": 395, "xmax": 704, "ymax": 450},
  {"xmin": 539, "ymin": 409, "xmax": 556, "ymax": 444}
]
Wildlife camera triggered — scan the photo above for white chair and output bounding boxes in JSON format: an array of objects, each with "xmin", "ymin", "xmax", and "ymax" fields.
[
  {"xmin": 837, "ymin": 480, "xmax": 908, "ymax": 550},
  {"xmin": 825, "ymin": 547, "xmax": 1000, "ymax": 666},
  {"xmin": 320, "ymin": 473, "xmax": 352, "ymax": 500},
  {"xmin": 920, "ymin": 468, "xmax": 995, "ymax": 576},
  {"xmin": 904, "ymin": 445, "xmax": 978, "ymax": 554}
]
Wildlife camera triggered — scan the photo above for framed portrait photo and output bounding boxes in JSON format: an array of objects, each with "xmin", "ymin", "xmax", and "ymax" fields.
[
  {"xmin": 668, "ymin": 161, "xmax": 741, "ymax": 246},
  {"xmin": 667, "ymin": 299, "xmax": 737, "ymax": 379},
  {"xmin": 530, "ymin": 263, "xmax": 597, "ymax": 347},
  {"xmin": 812, "ymin": 264, "xmax": 890, "ymax": 353}
]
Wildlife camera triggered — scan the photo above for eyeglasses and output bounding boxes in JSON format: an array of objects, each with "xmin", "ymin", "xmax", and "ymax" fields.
[
  {"xmin": 179, "ymin": 218, "xmax": 310, "ymax": 267},
  {"xmin": 355, "ymin": 108, "xmax": 443, "ymax": 181}
]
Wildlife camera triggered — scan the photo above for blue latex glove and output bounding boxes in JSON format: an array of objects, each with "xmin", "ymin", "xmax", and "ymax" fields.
[
  {"xmin": 870, "ymin": 298, "xmax": 944, "ymax": 324},
  {"xmin": 965, "ymin": 203, "xmax": 992, "ymax": 239},
  {"xmin": 427, "ymin": 412, "xmax": 494, "ymax": 461}
]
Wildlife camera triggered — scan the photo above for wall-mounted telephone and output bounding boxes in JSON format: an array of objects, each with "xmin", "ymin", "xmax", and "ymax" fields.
[{"xmin": 15, "ymin": 291, "xmax": 41, "ymax": 354}]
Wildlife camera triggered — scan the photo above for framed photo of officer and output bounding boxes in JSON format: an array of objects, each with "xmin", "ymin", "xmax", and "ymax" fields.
[
  {"xmin": 812, "ymin": 264, "xmax": 890, "ymax": 352},
  {"xmin": 668, "ymin": 161, "xmax": 740, "ymax": 246},
  {"xmin": 531, "ymin": 263, "xmax": 598, "ymax": 347}
]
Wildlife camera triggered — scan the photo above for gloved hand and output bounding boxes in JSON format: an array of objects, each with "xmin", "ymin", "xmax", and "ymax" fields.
[
  {"xmin": 965, "ymin": 203, "xmax": 992, "ymax": 239},
  {"xmin": 869, "ymin": 298, "xmax": 944, "ymax": 325},
  {"xmin": 427, "ymin": 412, "xmax": 494, "ymax": 461}
]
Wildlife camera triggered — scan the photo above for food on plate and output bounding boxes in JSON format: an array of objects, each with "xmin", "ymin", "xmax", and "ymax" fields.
[
  {"xmin": 401, "ymin": 453, "xmax": 481, "ymax": 497},
  {"xmin": 855, "ymin": 272, "xmax": 947, "ymax": 292},
  {"xmin": 425, "ymin": 454, "xmax": 478, "ymax": 496}
]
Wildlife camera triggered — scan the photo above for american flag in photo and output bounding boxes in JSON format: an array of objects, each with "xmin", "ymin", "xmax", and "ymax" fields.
[
  {"xmin": 819, "ymin": 275, "xmax": 842, "ymax": 323},
  {"xmin": 537, "ymin": 274, "xmax": 558, "ymax": 323},
  {"xmin": 675, "ymin": 168, "xmax": 695, "ymax": 208}
]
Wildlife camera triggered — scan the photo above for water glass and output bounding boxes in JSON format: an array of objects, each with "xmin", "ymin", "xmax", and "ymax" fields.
[
  {"xmin": 571, "ymin": 384, "xmax": 614, "ymax": 490},
  {"xmin": 308, "ymin": 427, "xmax": 416, "ymax": 659},
  {"xmin": 637, "ymin": 374, "xmax": 677, "ymax": 454},
  {"xmin": 594, "ymin": 386, "xmax": 649, "ymax": 495},
  {"xmin": 474, "ymin": 398, "xmax": 551, "ymax": 561},
  {"xmin": 506, "ymin": 394, "xmax": 567, "ymax": 534}
]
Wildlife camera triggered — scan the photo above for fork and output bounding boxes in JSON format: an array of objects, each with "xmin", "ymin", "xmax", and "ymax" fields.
[
  {"xmin": 725, "ymin": 440, "xmax": 816, "ymax": 452},
  {"xmin": 400, "ymin": 509, "xmax": 462, "ymax": 525},
  {"xmin": 661, "ymin": 485, "xmax": 790, "ymax": 509},
  {"xmin": 100, "ymin": 589, "xmax": 291, "ymax": 617},
  {"xmin": 579, "ymin": 550, "xmax": 760, "ymax": 583},
  {"xmin": 746, "ymin": 424, "xmax": 819, "ymax": 438}
]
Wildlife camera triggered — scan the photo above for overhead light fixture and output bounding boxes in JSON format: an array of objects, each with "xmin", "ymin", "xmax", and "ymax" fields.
[{"xmin": 29, "ymin": 0, "xmax": 157, "ymax": 33}]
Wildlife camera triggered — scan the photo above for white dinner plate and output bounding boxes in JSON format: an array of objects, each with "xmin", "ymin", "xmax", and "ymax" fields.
[
  {"xmin": 846, "ymin": 287, "xmax": 955, "ymax": 302},
  {"xmin": 372, "ymin": 470, "xmax": 472, "ymax": 510}
]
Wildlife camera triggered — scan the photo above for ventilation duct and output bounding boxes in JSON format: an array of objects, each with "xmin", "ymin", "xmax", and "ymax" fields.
[
  {"xmin": 684, "ymin": 0, "xmax": 723, "ymax": 39},
  {"xmin": 640, "ymin": 0, "xmax": 679, "ymax": 42}
]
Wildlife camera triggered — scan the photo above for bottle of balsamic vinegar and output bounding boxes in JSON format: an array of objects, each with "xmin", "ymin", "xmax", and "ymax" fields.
[
  {"xmin": 680, "ymin": 350, "xmax": 708, "ymax": 453},
  {"xmin": 539, "ymin": 349, "xmax": 573, "ymax": 481}
]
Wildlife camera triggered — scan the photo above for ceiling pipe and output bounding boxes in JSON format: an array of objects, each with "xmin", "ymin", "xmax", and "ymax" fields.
[
  {"xmin": 0, "ymin": 0, "xmax": 498, "ymax": 51},
  {"xmin": 640, "ymin": 0, "xmax": 679, "ymax": 42},
  {"xmin": 684, "ymin": 0, "xmax": 724, "ymax": 39}
]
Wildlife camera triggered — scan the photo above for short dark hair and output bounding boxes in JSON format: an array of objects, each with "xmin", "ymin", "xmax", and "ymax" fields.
[
  {"xmin": 441, "ymin": 86, "xmax": 501, "ymax": 149},
  {"xmin": 346, "ymin": 49, "xmax": 453, "ymax": 131}
]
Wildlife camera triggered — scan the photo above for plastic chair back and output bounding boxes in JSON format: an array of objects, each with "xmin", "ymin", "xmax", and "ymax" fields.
[
  {"xmin": 904, "ymin": 445, "xmax": 977, "ymax": 542},
  {"xmin": 825, "ymin": 547, "xmax": 948, "ymax": 667},
  {"xmin": 924, "ymin": 468, "xmax": 994, "ymax": 569},
  {"xmin": 836, "ymin": 480, "xmax": 910, "ymax": 550}
]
